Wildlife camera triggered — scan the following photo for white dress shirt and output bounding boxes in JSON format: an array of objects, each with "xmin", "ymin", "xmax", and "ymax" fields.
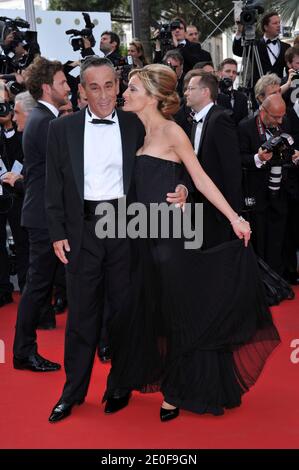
[
  {"xmin": 84, "ymin": 108, "xmax": 124, "ymax": 201},
  {"xmin": 38, "ymin": 100, "xmax": 59, "ymax": 117},
  {"xmin": 263, "ymin": 35, "xmax": 280, "ymax": 66},
  {"xmin": 193, "ymin": 102, "xmax": 214, "ymax": 154}
]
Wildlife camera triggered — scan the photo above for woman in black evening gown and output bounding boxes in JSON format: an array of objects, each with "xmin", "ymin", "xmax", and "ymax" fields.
[{"xmin": 103, "ymin": 65, "xmax": 280, "ymax": 421}]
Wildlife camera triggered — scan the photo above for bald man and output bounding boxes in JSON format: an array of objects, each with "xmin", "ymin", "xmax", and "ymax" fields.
[{"xmin": 238, "ymin": 94, "xmax": 298, "ymax": 276}]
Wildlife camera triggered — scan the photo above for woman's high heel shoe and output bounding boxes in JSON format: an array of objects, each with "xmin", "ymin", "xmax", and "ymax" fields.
[{"xmin": 160, "ymin": 406, "xmax": 180, "ymax": 422}]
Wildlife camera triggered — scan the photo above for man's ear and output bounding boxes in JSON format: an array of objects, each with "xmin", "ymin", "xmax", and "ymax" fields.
[
  {"xmin": 78, "ymin": 83, "xmax": 87, "ymax": 100},
  {"xmin": 115, "ymin": 78, "xmax": 120, "ymax": 96},
  {"xmin": 41, "ymin": 82, "xmax": 51, "ymax": 97}
]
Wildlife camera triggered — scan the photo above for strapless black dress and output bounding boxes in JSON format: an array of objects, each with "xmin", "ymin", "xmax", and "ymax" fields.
[{"xmin": 104, "ymin": 155, "xmax": 280, "ymax": 415}]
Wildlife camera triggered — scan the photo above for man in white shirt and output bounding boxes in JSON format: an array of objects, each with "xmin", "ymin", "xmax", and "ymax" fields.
[
  {"xmin": 46, "ymin": 56, "xmax": 187, "ymax": 423},
  {"xmin": 233, "ymin": 11, "xmax": 290, "ymax": 87},
  {"xmin": 184, "ymin": 70, "xmax": 243, "ymax": 248},
  {"xmin": 13, "ymin": 56, "xmax": 70, "ymax": 372}
]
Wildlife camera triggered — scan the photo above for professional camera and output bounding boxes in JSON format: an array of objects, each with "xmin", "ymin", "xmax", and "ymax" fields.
[
  {"xmin": 261, "ymin": 133, "xmax": 294, "ymax": 165},
  {"xmin": 262, "ymin": 133, "xmax": 295, "ymax": 197},
  {"xmin": 0, "ymin": 17, "xmax": 39, "ymax": 74},
  {"xmin": 240, "ymin": 0, "xmax": 265, "ymax": 41},
  {"xmin": 291, "ymin": 70, "xmax": 299, "ymax": 81},
  {"xmin": 219, "ymin": 77, "xmax": 233, "ymax": 94},
  {"xmin": 0, "ymin": 16, "xmax": 30, "ymax": 46},
  {"xmin": 65, "ymin": 12, "xmax": 95, "ymax": 52},
  {"xmin": 0, "ymin": 100, "xmax": 14, "ymax": 117},
  {"xmin": 156, "ymin": 19, "xmax": 181, "ymax": 45},
  {"xmin": 114, "ymin": 55, "xmax": 134, "ymax": 83}
]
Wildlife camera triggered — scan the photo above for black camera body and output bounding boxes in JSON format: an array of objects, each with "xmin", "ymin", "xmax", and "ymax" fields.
[
  {"xmin": 0, "ymin": 101, "xmax": 14, "ymax": 118},
  {"xmin": 0, "ymin": 17, "xmax": 38, "ymax": 75},
  {"xmin": 240, "ymin": 0, "xmax": 265, "ymax": 42},
  {"xmin": 261, "ymin": 133, "xmax": 295, "ymax": 165},
  {"xmin": 65, "ymin": 12, "xmax": 95, "ymax": 52},
  {"xmin": 157, "ymin": 20, "xmax": 181, "ymax": 44},
  {"xmin": 291, "ymin": 70, "xmax": 299, "ymax": 81}
]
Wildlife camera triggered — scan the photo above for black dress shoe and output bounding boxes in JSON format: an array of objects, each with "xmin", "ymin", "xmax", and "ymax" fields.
[
  {"xmin": 49, "ymin": 398, "xmax": 84, "ymax": 423},
  {"xmin": 37, "ymin": 318, "xmax": 56, "ymax": 330},
  {"xmin": 104, "ymin": 392, "xmax": 131, "ymax": 414},
  {"xmin": 0, "ymin": 292, "xmax": 13, "ymax": 308},
  {"xmin": 13, "ymin": 353, "xmax": 61, "ymax": 372},
  {"xmin": 160, "ymin": 407, "xmax": 180, "ymax": 422},
  {"xmin": 98, "ymin": 346, "xmax": 111, "ymax": 363},
  {"xmin": 53, "ymin": 297, "xmax": 67, "ymax": 314}
]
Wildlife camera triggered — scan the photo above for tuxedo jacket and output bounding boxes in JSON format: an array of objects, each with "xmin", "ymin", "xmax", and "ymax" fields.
[
  {"xmin": 233, "ymin": 37, "xmax": 290, "ymax": 85},
  {"xmin": 46, "ymin": 108, "xmax": 145, "ymax": 269},
  {"xmin": 196, "ymin": 105, "xmax": 242, "ymax": 209},
  {"xmin": 154, "ymin": 40, "xmax": 212, "ymax": 74},
  {"xmin": 21, "ymin": 103, "xmax": 56, "ymax": 229},
  {"xmin": 194, "ymin": 105, "xmax": 243, "ymax": 247},
  {"xmin": 238, "ymin": 114, "xmax": 298, "ymax": 211},
  {"xmin": 179, "ymin": 40, "xmax": 212, "ymax": 74},
  {"xmin": 231, "ymin": 90, "xmax": 248, "ymax": 124}
]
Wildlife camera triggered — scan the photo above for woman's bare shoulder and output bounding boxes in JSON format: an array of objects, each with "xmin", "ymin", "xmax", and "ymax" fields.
[{"xmin": 163, "ymin": 120, "xmax": 188, "ymax": 140}]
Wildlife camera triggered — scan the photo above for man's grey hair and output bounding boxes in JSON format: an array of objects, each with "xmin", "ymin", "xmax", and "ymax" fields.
[
  {"xmin": 14, "ymin": 91, "xmax": 37, "ymax": 113},
  {"xmin": 80, "ymin": 56, "xmax": 117, "ymax": 86},
  {"xmin": 255, "ymin": 73, "xmax": 281, "ymax": 101},
  {"xmin": 163, "ymin": 49, "xmax": 184, "ymax": 65}
]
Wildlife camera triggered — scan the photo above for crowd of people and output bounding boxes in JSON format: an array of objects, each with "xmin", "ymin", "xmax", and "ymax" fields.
[{"xmin": 0, "ymin": 10, "xmax": 298, "ymax": 423}]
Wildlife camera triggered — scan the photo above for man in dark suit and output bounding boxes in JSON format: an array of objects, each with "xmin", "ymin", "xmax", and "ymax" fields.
[
  {"xmin": 46, "ymin": 56, "xmax": 187, "ymax": 423},
  {"xmin": 13, "ymin": 57, "xmax": 70, "ymax": 371},
  {"xmin": 154, "ymin": 18, "xmax": 212, "ymax": 74},
  {"xmin": 233, "ymin": 11, "xmax": 290, "ymax": 87},
  {"xmin": 81, "ymin": 30, "xmax": 122, "ymax": 66},
  {"xmin": 184, "ymin": 70, "xmax": 243, "ymax": 248},
  {"xmin": 218, "ymin": 58, "xmax": 248, "ymax": 124},
  {"xmin": 238, "ymin": 94, "xmax": 299, "ymax": 275}
]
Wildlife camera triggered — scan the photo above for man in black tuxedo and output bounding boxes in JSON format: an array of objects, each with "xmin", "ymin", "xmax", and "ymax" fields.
[
  {"xmin": 154, "ymin": 18, "xmax": 212, "ymax": 74},
  {"xmin": 13, "ymin": 57, "xmax": 70, "ymax": 371},
  {"xmin": 218, "ymin": 58, "xmax": 248, "ymax": 124},
  {"xmin": 46, "ymin": 56, "xmax": 187, "ymax": 423},
  {"xmin": 233, "ymin": 11, "xmax": 290, "ymax": 87},
  {"xmin": 238, "ymin": 94, "xmax": 299, "ymax": 275},
  {"xmin": 81, "ymin": 30, "xmax": 122, "ymax": 66},
  {"xmin": 184, "ymin": 71, "xmax": 243, "ymax": 248}
]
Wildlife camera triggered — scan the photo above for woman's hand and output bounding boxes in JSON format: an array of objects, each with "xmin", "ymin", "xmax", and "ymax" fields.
[{"xmin": 231, "ymin": 216, "xmax": 251, "ymax": 247}]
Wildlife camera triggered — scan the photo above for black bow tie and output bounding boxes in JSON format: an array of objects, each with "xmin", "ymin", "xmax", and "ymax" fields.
[
  {"xmin": 193, "ymin": 118, "xmax": 203, "ymax": 124},
  {"xmin": 266, "ymin": 39, "xmax": 278, "ymax": 45},
  {"xmin": 88, "ymin": 108, "xmax": 116, "ymax": 125}
]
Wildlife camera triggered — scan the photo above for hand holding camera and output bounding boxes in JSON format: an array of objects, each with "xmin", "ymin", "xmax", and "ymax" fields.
[{"xmin": 258, "ymin": 147, "xmax": 273, "ymax": 162}]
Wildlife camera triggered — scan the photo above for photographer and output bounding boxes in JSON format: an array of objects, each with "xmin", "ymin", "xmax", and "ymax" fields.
[
  {"xmin": 0, "ymin": 86, "xmax": 29, "ymax": 307},
  {"xmin": 238, "ymin": 94, "xmax": 299, "ymax": 276},
  {"xmin": 81, "ymin": 30, "xmax": 122, "ymax": 66},
  {"xmin": 233, "ymin": 10, "xmax": 290, "ymax": 88},
  {"xmin": 0, "ymin": 16, "xmax": 40, "ymax": 77},
  {"xmin": 154, "ymin": 17, "xmax": 212, "ymax": 74},
  {"xmin": 280, "ymin": 47, "xmax": 299, "ymax": 108},
  {"xmin": 218, "ymin": 58, "xmax": 248, "ymax": 124}
]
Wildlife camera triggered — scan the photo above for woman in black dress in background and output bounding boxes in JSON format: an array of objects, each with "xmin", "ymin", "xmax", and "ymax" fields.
[{"xmin": 104, "ymin": 64, "xmax": 280, "ymax": 421}]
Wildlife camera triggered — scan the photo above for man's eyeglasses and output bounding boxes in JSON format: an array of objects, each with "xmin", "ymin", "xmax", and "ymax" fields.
[{"xmin": 185, "ymin": 86, "xmax": 208, "ymax": 92}]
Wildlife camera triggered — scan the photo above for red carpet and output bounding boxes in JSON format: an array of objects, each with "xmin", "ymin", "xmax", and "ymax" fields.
[{"xmin": 0, "ymin": 290, "xmax": 299, "ymax": 449}]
